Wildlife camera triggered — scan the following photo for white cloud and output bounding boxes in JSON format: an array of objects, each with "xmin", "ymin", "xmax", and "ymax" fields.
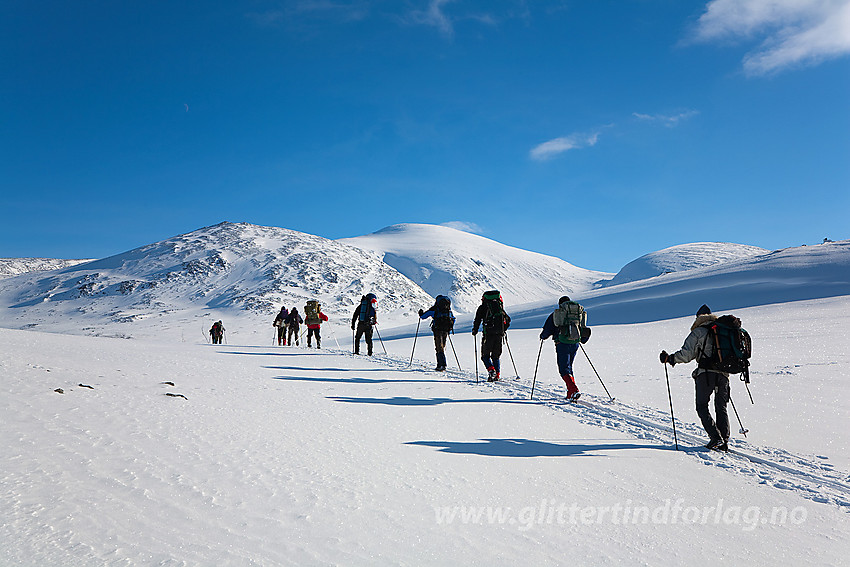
[
  {"xmin": 693, "ymin": 0, "xmax": 850, "ymax": 75},
  {"xmin": 632, "ymin": 110, "xmax": 700, "ymax": 127},
  {"xmin": 529, "ymin": 132, "xmax": 600, "ymax": 161},
  {"xmin": 409, "ymin": 0, "xmax": 456, "ymax": 36},
  {"xmin": 440, "ymin": 221, "xmax": 484, "ymax": 234}
]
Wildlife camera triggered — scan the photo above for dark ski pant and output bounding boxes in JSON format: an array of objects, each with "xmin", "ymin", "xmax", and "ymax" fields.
[
  {"xmin": 355, "ymin": 322, "xmax": 373, "ymax": 355},
  {"xmin": 695, "ymin": 371, "xmax": 730, "ymax": 441},
  {"xmin": 433, "ymin": 330, "xmax": 449, "ymax": 368},
  {"xmin": 480, "ymin": 333, "xmax": 503, "ymax": 373},
  {"xmin": 211, "ymin": 333, "xmax": 223, "ymax": 344},
  {"xmin": 307, "ymin": 327, "xmax": 321, "ymax": 348},
  {"xmin": 277, "ymin": 326, "xmax": 287, "ymax": 345},
  {"xmin": 287, "ymin": 325, "xmax": 300, "ymax": 346},
  {"xmin": 555, "ymin": 341, "xmax": 579, "ymax": 378}
]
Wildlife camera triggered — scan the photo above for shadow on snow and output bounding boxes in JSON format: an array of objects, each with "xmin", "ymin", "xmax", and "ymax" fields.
[{"xmin": 406, "ymin": 438, "xmax": 660, "ymax": 457}]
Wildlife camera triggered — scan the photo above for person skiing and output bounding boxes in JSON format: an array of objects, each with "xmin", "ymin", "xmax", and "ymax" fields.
[
  {"xmin": 351, "ymin": 293, "xmax": 378, "ymax": 356},
  {"xmin": 209, "ymin": 320, "xmax": 225, "ymax": 345},
  {"xmin": 660, "ymin": 304, "xmax": 731, "ymax": 452},
  {"xmin": 418, "ymin": 295, "xmax": 456, "ymax": 371},
  {"xmin": 540, "ymin": 296, "xmax": 588, "ymax": 401},
  {"xmin": 304, "ymin": 300, "xmax": 329, "ymax": 349},
  {"xmin": 273, "ymin": 306, "xmax": 289, "ymax": 346},
  {"xmin": 471, "ymin": 291, "xmax": 511, "ymax": 382},
  {"xmin": 285, "ymin": 307, "xmax": 303, "ymax": 347}
]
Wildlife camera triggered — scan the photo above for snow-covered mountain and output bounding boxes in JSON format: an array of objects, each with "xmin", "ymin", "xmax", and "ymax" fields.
[
  {"xmin": 504, "ymin": 239, "xmax": 850, "ymax": 330},
  {"xmin": 339, "ymin": 223, "xmax": 611, "ymax": 313},
  {"xmin": 0, "ymin": 222, "xmax": 434, "ymax": 340},
  {"xmin": 1, "ymin": 222, "xmax": 848, "ymax": 341},
  {"xmin": 0, "ymin": 258, "xmax": 92, "ymax": 279},
  {"xmin": 605, "ymin": 242, "xmax": 769, "ymax": 286}
]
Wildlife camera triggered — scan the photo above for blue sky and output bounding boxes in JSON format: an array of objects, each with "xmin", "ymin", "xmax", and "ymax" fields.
[{"xmin": 2, "ymin": 0, "xmax": 849, "ymax": 273}]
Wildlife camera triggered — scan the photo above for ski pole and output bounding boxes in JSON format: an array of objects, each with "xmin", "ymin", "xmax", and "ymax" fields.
[
  {"xmin": 447, "ymin": 333, "xmax": 462, "ymax": 371},
  {"xmin": 664, "ymin": 362, "xmax": 679, "ymax": 451},
  {"xmin": 530, "ymin": 339, "xmax": 544, "ymax": 400},
  {"xmin": 579, "ymin": 344, "xmax": 614, "ymax": 401},
  {"xmin": 473, "ymin": 333, "xmax": 479, "ymax": 384},
  {"xmin": 328, "ymin": 324, "xmax": 341, "ymax": 350},
  {"xmin": 409, "ymin": 318, "xmax": 421, "ymax": 366},
  {"xmin": 742, "ymin": 367, "xmax": 754, "ymax": 404},
  {"xmin": 729, "ymin": 393, "xmax": 749, "ymax": 437},
  {"xmin": 504, "ymin": 332, "xmax": 520, "ymax": 379},
  {"xmin": 374, "ymin": 325, "xmax": 388, "ymax": 355}
]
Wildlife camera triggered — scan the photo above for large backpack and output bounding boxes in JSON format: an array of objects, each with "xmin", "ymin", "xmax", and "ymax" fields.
[
  {"xmin": 699, "ymin": 315, "xmax": 752, "ymax": 381},
  {"xmin": 481, "ymin": 290, "xmax": 508, "ymax": 336},
  {"xmin": 304, "ymin": 300, "xmax": 321, "ymax": 325},
  {"xmin": 358, "ymin": 293, "xmax": 377, "ymax": 322},
  {"xmin": 552, "ymin": 300, "xmax": 586, "ymax": 344},
  {"xmin": 431, "ymin": 295, "xmax": 454, "ymax": 332}
]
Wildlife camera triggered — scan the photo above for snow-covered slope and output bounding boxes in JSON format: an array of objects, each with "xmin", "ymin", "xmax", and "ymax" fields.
[
  {"xmin": 339, "ymin": 223, "xmax": 611, "ymax": 313},
  {"xmin": 0, "ymin": 258, "xmax": 92, "ymax": 279},
  {"xmin": 606, "ymin": 242, "xmax": 769, "ymax": 286},
  {"xmin": 0, "ymin": 222, "xmax": 434, "ymax": 340},
  {"xmin": 503, "ymin": 239, "xmax": 850, "ymax": 330},
  {"xmin": 1, "ymin": 296, "xmax": 848, "ymax": 566}
]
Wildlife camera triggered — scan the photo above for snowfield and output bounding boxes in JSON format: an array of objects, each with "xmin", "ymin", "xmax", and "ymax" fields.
[
  {"xmin": 2, "ymin": 296, "xmax": 848, "ymax": 566},
  {"xmin": 1, "ymin": 224, "xmax": 849, "ymax": 565}
]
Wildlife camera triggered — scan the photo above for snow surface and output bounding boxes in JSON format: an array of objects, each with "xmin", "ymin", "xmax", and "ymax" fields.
[
  {"xmin": 0, "ymin": 258, "xmax": 91, "ymax": 279},
  {"xmin": 606, "ymin": 242, "xmax": 769, "ymax": 286},
  {"xmin": 2, "ymin": 297, "xmax": 848, "ymax": 566},
  {"xmin": 339, "ymin": 223, "xmax": 611, "ymax": 313},
  {"xmin": 1, "ymin": 223, "xmax": 849, "ymax": 565}
]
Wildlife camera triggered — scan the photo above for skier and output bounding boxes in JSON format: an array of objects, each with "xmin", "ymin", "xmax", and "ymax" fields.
[
  {"xmin": 285, "ymin": 307, "xmax": 303, "ymax": 347},
  {"xmin": 471, "ymin": 291, "xmax": 511, "ymax": 381},
  {"xmin": 273, "ymin": 306, "xmax": 289, "ymax": 346},
  {"xmin": 209, "ymin": 320, "xmax": 225, "ymax": 345},
  {"xmin": 351, "ymin": 293, "xmax": 378, "ymax": 356},
  {"xmin": 418, "ymin": 295, "xmax": 456, "ymax": 371},
  {"xmin": 539, "ymin": 296, "xmax": 588, "ymax": 401},
  {"xmin": 660, "ymin": 304, "xmax": 731, "ymax": 452},
  {"xmin": 304, "ymin": 300, "xmax": 329, "ymax": 349}
]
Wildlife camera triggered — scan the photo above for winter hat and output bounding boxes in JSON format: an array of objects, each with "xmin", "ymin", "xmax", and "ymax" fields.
[
  {"xmin": 559, "ymin": 296, "xmax": 571, "ymax": 304},
  {"xmin": 696, "ymin": 304, "xmax": 712, "ymax": 316}
]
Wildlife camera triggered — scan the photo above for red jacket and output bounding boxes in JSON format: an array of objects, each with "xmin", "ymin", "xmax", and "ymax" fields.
[{"xmin": 307, "ymin": 312, "xmax": 328, "ymax": 329}]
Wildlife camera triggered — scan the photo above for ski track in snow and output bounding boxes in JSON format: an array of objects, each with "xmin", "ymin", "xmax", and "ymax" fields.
[{"xmin": 348, "ymin": 347, "xmax": 850, "ymax": 511}]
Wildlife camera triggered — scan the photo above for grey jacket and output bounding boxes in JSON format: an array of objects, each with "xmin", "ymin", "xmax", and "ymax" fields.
[{"xmin": 670, "ymin": 314, "xmax": 729, "ymax": 379}]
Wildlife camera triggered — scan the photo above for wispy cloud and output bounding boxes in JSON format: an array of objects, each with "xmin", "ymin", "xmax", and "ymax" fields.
[
  {"xmin": 441, "ymin": 221, "xmax": 484, "ymax": 234},
  {"xmin": 632, "ymin": 110, "xmax": 700, "ymax": 127},
  {"xmin": 529, "ymin": 132, "xmax": 600, "ymax": 161},
  {"xmin": 409, "ymin": 0, "xmax": 456, "ymax": 36},
  {"xmin": 691, "ymin": 0, "xmax": 850, "ymax": 75}
]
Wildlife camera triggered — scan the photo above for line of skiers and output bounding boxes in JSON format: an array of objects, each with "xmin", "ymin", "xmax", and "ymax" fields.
[
  {"xmin": 272, "ymin": 300, "xmax": 328, "ymax": 348},
  {"xmin": 262, "ymin": 291, "xmax": 749, "ymax": 452}
]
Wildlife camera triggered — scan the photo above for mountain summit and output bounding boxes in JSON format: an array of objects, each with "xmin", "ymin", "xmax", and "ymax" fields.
[{"xmin": 339, "ymin": 223, "xmax": 611, "ymax": 313}]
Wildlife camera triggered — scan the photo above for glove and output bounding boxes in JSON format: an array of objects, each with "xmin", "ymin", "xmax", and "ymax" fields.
[
  {"xmin": 351, "ymin": 324, "xmax": 355, "ymax": 331},
  {"xmin": 418, "ymin": 309, "xmax": 424, "ymax": 317},
  {"xmin": 472, "ymin": 329, "xmax": 478, "ymax": 336},
  {"xmin": 660, "ymin": 351, "xmax": 669, "ymax": 364}
]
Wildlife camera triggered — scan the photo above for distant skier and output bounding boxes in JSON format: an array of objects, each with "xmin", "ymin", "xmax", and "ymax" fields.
[
  {"xmin": 209, "ymin": 320, "xmax": 225, "ymax": 345},
  {"xmin": 351, "ymin": 293, "xmax": 378, "ymax": 356},
  {"xmin": 471, "ymin": 291, "xmax": 511, "ymax": 381},
  {"xmin": 273, "ymin": 306, "xmax": 289, "ymax": 346},
  {"xmin": 304, "ymin": 300, "xmax": 329, "ymax": 349},
  {"xmin": 418, "ymin": 295, "xmax": 456, "ymax": 371},
  {"xmin": 539, "ymin": 296, "xmax": 589, "ymax": 401},
  {"xmin": 660, "ymin": 304, "xmax": 731, "ymax": 452},
  {"xmin": 285, "ymin": 307, "xmax": 303, "ymax": 346}
]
